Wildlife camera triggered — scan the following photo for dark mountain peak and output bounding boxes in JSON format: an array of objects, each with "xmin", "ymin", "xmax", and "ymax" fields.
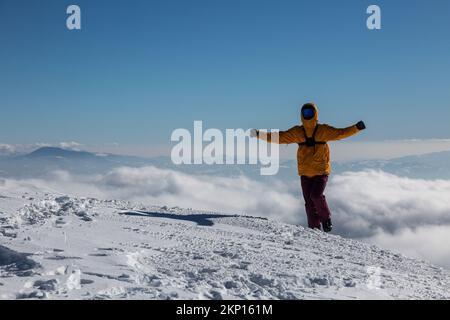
[{"xmin": 25, "ymin": 147, "xmax": 93, "ymax": 158}]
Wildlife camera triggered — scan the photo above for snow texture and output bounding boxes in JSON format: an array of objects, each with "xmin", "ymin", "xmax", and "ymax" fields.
[{"xmin": 0, "ymin": 185, "xmax": 448, "ymax": 300}]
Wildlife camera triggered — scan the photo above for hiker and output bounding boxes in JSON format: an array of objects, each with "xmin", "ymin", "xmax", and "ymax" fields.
[{"xmin": 250, "ymin": 103, "xmax": 366, "ymax": 232}]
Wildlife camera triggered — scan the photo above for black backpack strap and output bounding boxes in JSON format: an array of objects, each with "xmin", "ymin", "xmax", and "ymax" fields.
[
  {"xmin": 312, "ymin": 125, "xmax": 319, "ymax": 140},
  {"xmin": 298, "ymin": 126, "xmax": 308, "ymax": 146},
  {"xmin": 298, "ymin": 125, "xmax": 326, "ymax": 147},
  {"xmin": 312, "ymin": 125, "xmax": 326, "ymax": 144},
  {"xmin": 302, "ymin": 126, "xmax": 308, "ymax": 139}
]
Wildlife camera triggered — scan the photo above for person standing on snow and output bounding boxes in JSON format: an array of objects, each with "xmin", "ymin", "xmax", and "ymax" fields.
[{"xmin": 250, "ymin": 103, "xmax": 366, "ymax": 232}]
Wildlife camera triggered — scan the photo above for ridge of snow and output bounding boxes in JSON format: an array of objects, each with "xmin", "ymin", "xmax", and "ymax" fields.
[{"xmin": 0, "ymin": 187, "xmax": 448, "ymax": 300}]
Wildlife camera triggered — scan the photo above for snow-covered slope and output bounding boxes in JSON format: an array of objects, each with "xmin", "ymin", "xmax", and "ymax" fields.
[{"xmin": 0, "ymin": 184, "xmax": 448, "ymax": 300}]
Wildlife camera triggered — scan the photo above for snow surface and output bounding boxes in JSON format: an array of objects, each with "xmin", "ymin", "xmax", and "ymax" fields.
[{"xmin": 0, "ymin": 184, "xmax": 448, "ymax": 300}]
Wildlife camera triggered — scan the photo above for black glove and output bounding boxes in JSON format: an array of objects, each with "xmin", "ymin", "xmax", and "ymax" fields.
[{"xmin": 356, "ymin": 121, "xmax": 366, "ymax": 130}]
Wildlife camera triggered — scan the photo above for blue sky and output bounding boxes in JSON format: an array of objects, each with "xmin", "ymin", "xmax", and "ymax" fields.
[{"xmin": 1, "ymin": 0, "xmax": 450, "ymax": 150}]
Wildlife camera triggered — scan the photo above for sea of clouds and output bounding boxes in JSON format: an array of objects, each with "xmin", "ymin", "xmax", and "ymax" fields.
[{"xmin": 5, "ymin": 167, "xmax": 450, "ymax": 268}]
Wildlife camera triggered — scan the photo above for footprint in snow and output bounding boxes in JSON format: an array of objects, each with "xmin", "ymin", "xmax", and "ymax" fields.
[
  {"xmin": 33, "ymin": 279, "xmax": 58, "ymax": 291},
  {"xmin": 75, "ymin": 211, "xmax": 93, "ymax": 222},
  {"xmin": 80, "ymin": 279, "xmax": 94, "ymax": 285},
  {"xmin": 46, "ymin": 255, "xmax": 82, "ymax": 261},
  {"xmin": 89, "ymin": 253, "xmax": 109, "ymax": 257}
]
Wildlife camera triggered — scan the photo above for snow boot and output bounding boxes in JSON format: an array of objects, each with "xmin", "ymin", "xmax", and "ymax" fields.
[{"xmin": 322, "ymin": 219, "xmax": 333, "ymax": 233}]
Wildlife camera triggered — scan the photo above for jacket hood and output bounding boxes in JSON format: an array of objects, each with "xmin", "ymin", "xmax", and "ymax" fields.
[{"xmin": 301, "ymin": 103, "xmax": 319, "ymax": 130}]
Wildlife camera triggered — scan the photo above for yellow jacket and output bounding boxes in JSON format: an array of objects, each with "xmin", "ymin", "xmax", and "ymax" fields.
[{"xmin": 258, "ymin": 104, "xmax": 360, "ymax": 177}]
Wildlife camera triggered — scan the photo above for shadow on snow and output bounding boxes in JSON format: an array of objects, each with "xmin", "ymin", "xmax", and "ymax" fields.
[{"xmin": 119, "ymin": 211, "xmax": 267, "ymax": 227}]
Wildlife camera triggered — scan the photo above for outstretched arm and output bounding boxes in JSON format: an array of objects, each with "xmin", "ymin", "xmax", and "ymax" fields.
[
  {"xmin": 251, "ymin": 126, "xmax": 305, "ymax": 144},
  {"xmin": 321, "ymin": 121, "xmax": 366, "ymax": 141}
]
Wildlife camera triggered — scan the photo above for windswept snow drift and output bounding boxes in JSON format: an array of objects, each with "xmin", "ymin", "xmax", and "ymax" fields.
[{"xmin": 0, "ymin": 186, "xmax": 448, "ymax": 300}]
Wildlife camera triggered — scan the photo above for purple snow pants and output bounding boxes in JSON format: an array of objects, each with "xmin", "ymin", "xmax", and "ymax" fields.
[{"xmin": 300, "ymin": 175, "xmax": 332, "ymax": 229}]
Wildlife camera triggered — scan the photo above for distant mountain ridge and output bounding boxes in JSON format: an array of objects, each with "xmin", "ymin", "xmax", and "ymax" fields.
[
  {"xmin": 0, "ymin": 146, "xmax": 450, "ymax": 180},
  {"xmin": 332, "ymin": 150, "xmax": 450, "ymax": 179},
  {"xmin": 24, "ymin": 147, "xmax": 95, "ymax": 159},
  {"xmin": 0, "ymin": 147, "xmax": 151, "ymax": 178}
]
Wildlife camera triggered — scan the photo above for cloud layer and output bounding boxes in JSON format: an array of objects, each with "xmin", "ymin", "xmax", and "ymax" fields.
[
  {"xmin": 6, "ymin": 167, "xmax": 450, "ymax": 267},
  {"xmin": 328, "ymin": 170, "xmax": 450, "ymax": 237},
  {"xmin": 326, "ymin": 171, "xmax": 450, "ymax": 267},
  {"xmin": 39, "ymin": 167, "xmax": 303, "ymax": 224}
]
